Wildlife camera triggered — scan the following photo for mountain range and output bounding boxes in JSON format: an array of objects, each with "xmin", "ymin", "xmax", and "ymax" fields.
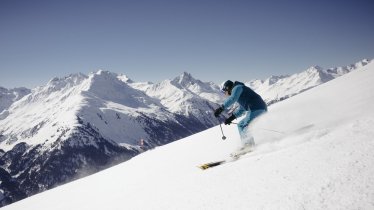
[
  {"xmin": 0, "ymin": 70, "xmax": 223, "ymax": 206},
  {"xmin": 0, "ymin": 58, "xmax": 372, "ymax": 207},
  {"xmin": 247, "ymin": 59, "xmax": 370, "ymax": 105}
]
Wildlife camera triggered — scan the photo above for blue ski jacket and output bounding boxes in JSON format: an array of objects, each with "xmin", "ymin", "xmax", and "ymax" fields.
[{"xmin": 222, "ymin": 81, "xmax": 267, "ymax": 118}]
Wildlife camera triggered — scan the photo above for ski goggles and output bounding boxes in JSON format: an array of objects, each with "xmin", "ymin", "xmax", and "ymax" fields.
[{"xmin": 221, "ymin": 87, "xmax": 230, "ymax": 93}]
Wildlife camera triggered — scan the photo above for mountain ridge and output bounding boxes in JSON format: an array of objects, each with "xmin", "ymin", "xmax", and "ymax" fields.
[{"xmin": 247, "ymin": 59, "xmax": 371, "ymax": 104}]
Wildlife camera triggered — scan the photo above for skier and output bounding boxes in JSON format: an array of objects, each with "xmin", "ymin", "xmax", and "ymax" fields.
[{"xmin": 214, "ymin": 80, "xmax": 267, "ymax": 156}]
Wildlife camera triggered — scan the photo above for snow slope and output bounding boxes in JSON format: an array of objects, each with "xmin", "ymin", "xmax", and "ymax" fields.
[{"xmin": 4, "ymin": 62, "xmax": 374, "ymax": 209}]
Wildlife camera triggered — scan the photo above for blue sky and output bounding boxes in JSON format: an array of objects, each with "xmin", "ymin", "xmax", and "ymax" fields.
[{"xmin": 0, "ymin": 0, "xmax": 373, "ymax": 88}]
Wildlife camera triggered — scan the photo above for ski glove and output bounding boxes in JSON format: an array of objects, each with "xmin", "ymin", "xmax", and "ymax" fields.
[
  {"xmin": 214, "ymin": 106, "xmax": 224, "ymax": 117},
  {"xmin": 224, "ymin": 115, "xmax": 236, "ymax": 125}
]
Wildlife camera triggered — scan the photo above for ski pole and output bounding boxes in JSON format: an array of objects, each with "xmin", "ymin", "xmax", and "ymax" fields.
[
  {"xmin": 212, "ymin": 105, "xmax": 227, "ymax": 140},
  {"xmin": 219, "ymin": 123, "xmax": 227, "ymax": 140}
]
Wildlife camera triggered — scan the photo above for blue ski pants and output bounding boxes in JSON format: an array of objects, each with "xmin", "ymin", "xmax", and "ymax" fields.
[{"xmin": 237, "ymin": 109, "xmax": 267, "ymax": 146}]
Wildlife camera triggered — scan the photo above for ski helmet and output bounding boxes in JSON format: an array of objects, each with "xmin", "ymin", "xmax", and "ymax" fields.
[{"xmin": 220, "ymin": 80, "xmax": 234, "ymax": 92}]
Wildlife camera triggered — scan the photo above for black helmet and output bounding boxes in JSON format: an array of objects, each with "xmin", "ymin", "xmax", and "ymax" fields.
[{"xmin": 220, "ymin": 80, "xmax": 234, "ymax": 92}]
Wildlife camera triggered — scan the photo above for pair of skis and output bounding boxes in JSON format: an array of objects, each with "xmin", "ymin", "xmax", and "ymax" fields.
[
  {"xmin": 198, "ymin": 160, "xmax": 226, "ymax": 170},
  {"xmin": 198, "ymin": 149, "xmax": 253, "ymax": 170}
]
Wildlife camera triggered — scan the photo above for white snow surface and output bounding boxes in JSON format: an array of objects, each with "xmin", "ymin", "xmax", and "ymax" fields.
[{"xmin": 3, "ymin": 62, "xmax": 374, "ymax": 209}]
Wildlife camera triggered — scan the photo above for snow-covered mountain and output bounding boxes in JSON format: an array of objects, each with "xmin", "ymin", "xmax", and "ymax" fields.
[
  {"xmin": 126, "ymin": 72, "xmax": 222, "ymax": 125},
  {"xmin": 247, "ymin": 59, "xmax": 371, "ymax": 105},
  {"xmin": 0, "ymin": 87, "xmax": 30, "ymax": 114},
  {"xmin": 0, "ymin": 71, "xmax": 223, "ymax": 207},
  {"xmin": 3, "ymin": 60, "xmax": 374, "ymax": 210}
]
